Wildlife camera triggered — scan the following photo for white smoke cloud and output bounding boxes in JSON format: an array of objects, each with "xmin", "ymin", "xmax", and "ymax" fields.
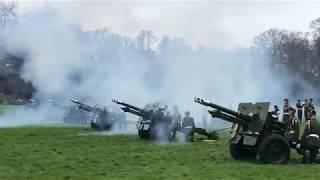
[
  {"xmin": 0, "ymin": 3, "xmax": 316, "ymax": 129},
  {"xmin": 0, "ymin": 104, "xmax": 64, "ymax": 127}
]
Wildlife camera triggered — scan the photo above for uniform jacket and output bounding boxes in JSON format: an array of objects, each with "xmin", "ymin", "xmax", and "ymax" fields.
[{"xmin": 182, "ymin": 117, "xmax": 195, "ymax": 128}]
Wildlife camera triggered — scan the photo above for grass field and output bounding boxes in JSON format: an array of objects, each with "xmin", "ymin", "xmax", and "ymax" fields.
[{"xmin": 0, "ymin": 127, "xmax": 319, "ymax": 180}]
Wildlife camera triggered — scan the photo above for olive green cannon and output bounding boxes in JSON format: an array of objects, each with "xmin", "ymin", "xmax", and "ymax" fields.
[
  {"xmin": 112, "ymin": 99, "xmax": 171, "ymax": 140},
  {"xmin": 194, "ymin": 97, "xmax": 289, "ymax": 164}
]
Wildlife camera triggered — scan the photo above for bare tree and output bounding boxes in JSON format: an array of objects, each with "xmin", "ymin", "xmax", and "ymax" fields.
[
  {"xmin": 0, "ymin": 1, "xmax": 17, "ymax": 26},
  {"xmin": 136, "ymin": 30, "xmax": 158, "ymax": 52},
  {"xmin": 254, "ymin": 29, "xmax": 310, "ymax": 73},
  {"xmin": 0, "ymin": 1, "xmax": 17, "ymax": 44}
]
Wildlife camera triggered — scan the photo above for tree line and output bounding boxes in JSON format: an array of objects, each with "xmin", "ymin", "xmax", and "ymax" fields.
[
  {"xmin": 0, "ymin": 2, "xmax": 319, "ymax": 103},
  {"xmin": 254, "ymin": 19, "xmax": 320, "ymax": 92}
]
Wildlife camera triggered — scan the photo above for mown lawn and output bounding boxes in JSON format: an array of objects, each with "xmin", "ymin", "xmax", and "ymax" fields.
[{"xmin": 0, "ymin": 127, "xmax": 319, "ymax": 180}]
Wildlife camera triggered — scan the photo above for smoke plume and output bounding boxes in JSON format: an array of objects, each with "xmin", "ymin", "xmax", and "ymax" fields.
[{"xmin": 0, "ymin": 5, "xmax": 316, "ymax": 128}]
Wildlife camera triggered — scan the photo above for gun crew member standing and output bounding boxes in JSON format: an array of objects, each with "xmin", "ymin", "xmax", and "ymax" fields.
[
  {"xmin": 296, "ymin": 99, "xmax": 303, "ymax": 122},
  {"xmin": 308, "ymin": 99, "xmax": 315, "ymax": 115},
  {"xmin": 283, "ymin": 99, "xmax": 295, "ymax": 124},
  {"xmin": 303, "ymin": 99, "xmax": 309, "ymax": 120},
  {"xmin": 182, "ymin": 111, "xmax": 195, "ymax": 142},
  {"xmin": 300, "ymin": 109, "xmax": 320, "ymax": 164}
]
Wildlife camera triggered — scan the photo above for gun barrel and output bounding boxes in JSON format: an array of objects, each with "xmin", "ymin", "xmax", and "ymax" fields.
[
  {"xmin": 194, "ymin": 97, "xmax": 253, "ymax": 122},
  {"xmin": 121, "ymin": 107, "xmax": 145, "ymax": 117},
  {"xmin": 70, "ymin": 99, "xmax": 80, "ymax": 104},
  {"xmin": 112, "ymin": 99, "xmax": 143, "ymax": 112},
  {"xmin": 112, "ymin": 100, "xmax": 152, "ymax": 120},
  {"xmin": 70, "ymin": 99, "xmax": 94, "ymax": 112},
  {"xmin": 209, "ymin": 110, "xmax": 248, "ymax": 126}
]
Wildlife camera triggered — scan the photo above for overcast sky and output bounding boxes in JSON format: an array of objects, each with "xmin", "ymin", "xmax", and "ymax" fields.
[{"xmin": 17, "ymin": 1, "xmax": 320, "ymax": 49}]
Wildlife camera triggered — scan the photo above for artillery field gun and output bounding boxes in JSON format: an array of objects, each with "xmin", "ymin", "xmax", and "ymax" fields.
[
  {"xmin": 45, "ymin": 99, "xmax": 88, "ymax": 124},
  {"xmin": 195, "ymin": 97, "xmax": 289, "ymax": 164},
  {"xmin": 112, "ymin": 99, "xmax": 171, "ymax": 140},
  {"xmin": 18, "ymin": 98, "xmax": 88, "ymax": 124},
  {"xmin": 71, "ymin": 99, "xmax": 115, "ymax": 130}
]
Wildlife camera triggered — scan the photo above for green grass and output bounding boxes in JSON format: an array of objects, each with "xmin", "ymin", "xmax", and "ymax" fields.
[{"xmin": 0, "ymin": 127, "xmax": 319, "ymax": 180}]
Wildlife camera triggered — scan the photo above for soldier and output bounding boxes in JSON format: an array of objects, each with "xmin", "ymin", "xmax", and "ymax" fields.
[
  {"xmin": 182, "ymin": 111, "xmax": 195, "ymax": 142},
  {"xmin": 296, "ymin": 100, "xmax": 303, "ymax": 122},
  {"xmin": 303, "ymin": 99, "xmax": 309, "ymax": 120},
  {"xmin": 282, "ymin": 99, "xmax": 289, "ymax": 123},
  {"xmin": 308, "ymin": 98, "xmax": 315, "ymax": 114},
  {"xmin": 298, "ymin": 109, "xmax": 320, "ymax": 163},
  {"xmin": 271, "ymin": 105, "xmax": 280, "ymax": 120},
  {"xmin": 283, "ymin": 98, "xmax": 297, "ymax": 131},
  {"xmin": 154, "ymin": 106, "xmax": 166, "ymax": 122},
  {"xmin": 165, "ymin": 111, "xmax": 173, "ymax": 139},
  {"xmin": 149, "ymin": 107, "xmax": 169, "ymax": 140},
  {"xmin": 273, "ymin": 105, "xmax": 280, "ymax": 116},
  {"xmin": 283, "ymin": 98, "xmax": 295, "ymax": 125},
  {"xmin": 171, "ymin": 105, "xmax": 182, "ymax": 139},
  {"xmin": 163, "ymin": 105, "xmax": 169, "ymax": 115}
]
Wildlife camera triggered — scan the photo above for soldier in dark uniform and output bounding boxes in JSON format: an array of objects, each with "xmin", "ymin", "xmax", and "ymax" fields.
[
  {"xmin": 272, "ymin": 105, "xmax": 280, "ymax": 116},
  {"xmin": 298, "ymin": 109, "xmax": 320, "ymax": 163},
  {"xmin": 303, "ymin": 99, "xmax": 309, "ymax": 120},
  {"xmin": 165, "ymin": 111, "xmax": 173, "ymax": 139},
  {"xmin": 182, "ymin": 111, "xmax": 195, "ymax": 142},
  {"xmin": 270, "ymin": 105, "xmax": 280, "ymax": 122},
  {"xmin": 171, "ymin": 105, "xmax": 182, "ymax": 139},
  {"xmin": 283, "ymin": 99, "xmax": 295, "ymax": 125},
  {"xmin": 296, "ymin": 100, "xmax": 303, "ymax": 122},
  {"xmin": 149, "ymin": 107, "xmax": 169, "ymax": 140},
  {"xmin": 283, "ymin": 99, "xmax": 290, "ymax": 124},
  {"xmin": 308, "ymin": 98, "xmax": 315, "ymax": 113}
]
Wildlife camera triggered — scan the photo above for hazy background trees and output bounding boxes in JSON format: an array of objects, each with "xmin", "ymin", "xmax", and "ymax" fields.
[
  {"xmin": 254, "ymin": 20, "xmax": 320, "ymax": 94},
  {"xmin": 0, "ymin": 1, "xmax": 320, "ymax": 104}
]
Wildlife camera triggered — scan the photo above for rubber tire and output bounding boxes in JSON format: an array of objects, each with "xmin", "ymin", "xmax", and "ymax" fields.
[
  {"xmin": 138, "ymin": 130, "xmax": 149, "ymax": 139},
  {"xmin": 230, "ymin": 144, "xmax": 257, "ymax": 160},
  {"xmin": 258, "ymin": 134, "xmax": 290, "ymax": 164}
]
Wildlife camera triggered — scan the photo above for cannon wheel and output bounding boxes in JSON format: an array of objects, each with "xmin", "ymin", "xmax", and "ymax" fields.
[
  {"xmin": 230, "ymin": 144, "xmax": 257, "ymax": 160},
  {"xmin": 258, "ymin": 134, "xmax": 290, "ymax": 164},
  {"xmin": 138, "ymin": 130, "xmax": 149, "ymax": 139},
  {"xmin": 90, "ymin": 122, "xmax": 112, "ymax": 131}
]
